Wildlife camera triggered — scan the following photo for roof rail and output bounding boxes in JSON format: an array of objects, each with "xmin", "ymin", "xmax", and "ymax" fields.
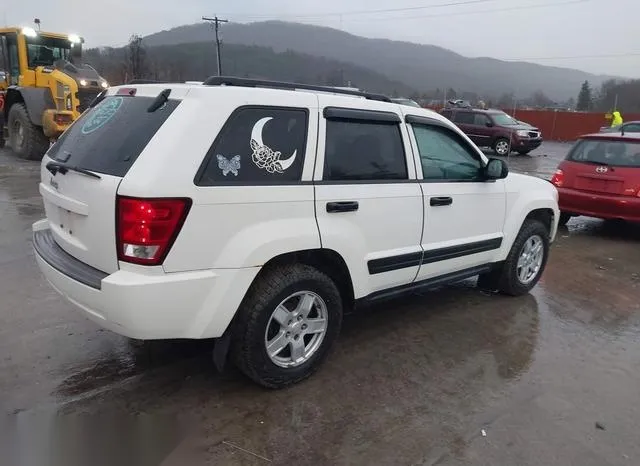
[
  {"xmin": 203, "ymin": 76, "xmax": 392, "ymax": 103},
  {"xmin": 127, "ymin": 79, "xmax": 169, "ymax": 84}
]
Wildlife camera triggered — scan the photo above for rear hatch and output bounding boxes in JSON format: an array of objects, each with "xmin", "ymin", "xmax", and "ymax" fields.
[
  {"xmin": 40, "ymin": 87, "xmax": 184, "ymax": 274},
  {"xmin": 560, "ymin": 137, "xmax": 640, "ymax": 196}
]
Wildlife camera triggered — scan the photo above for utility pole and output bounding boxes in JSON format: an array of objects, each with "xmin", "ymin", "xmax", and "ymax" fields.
[{"xmin": 202, "ymin": 16, "xmax": 228, "ymax": 76}]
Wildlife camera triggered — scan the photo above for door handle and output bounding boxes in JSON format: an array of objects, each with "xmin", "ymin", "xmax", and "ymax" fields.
[
  {"xmin": 326, "ymin": 201, "xmax": 359, "ymax": 213},
  {"xmin": 430, "ymin": 196, "xmax": 453, "ymax": 207}
]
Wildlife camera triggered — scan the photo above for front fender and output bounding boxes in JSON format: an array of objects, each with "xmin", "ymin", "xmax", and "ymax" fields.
[
  {"xmin": 7, "ymin": 86, "xmax": 55, "ymax": 125},
  {"xmin": 497, "ymin": 175, "xmax": 559, "ymax": 261}
]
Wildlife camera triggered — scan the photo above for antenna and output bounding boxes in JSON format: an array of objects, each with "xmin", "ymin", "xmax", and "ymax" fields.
[{"xmin": 34, "ymin": 18, "xmax": 41, "ymax": 31}]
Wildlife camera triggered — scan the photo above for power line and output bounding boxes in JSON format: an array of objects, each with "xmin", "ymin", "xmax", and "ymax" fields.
[
  {"xmin": 220, "ymin": 0, "xmax": 499, "ymax": 20},
  {"xmin": 202, "ymin": 16, "xmax": 229, "ymax": 76},
  {"xmin": 221, "ymin": 0, "xmax": 593, "ymax": 22},
  {"xmin": 346, "ymin": 0, "xmax": 593, "ymax": 22}
]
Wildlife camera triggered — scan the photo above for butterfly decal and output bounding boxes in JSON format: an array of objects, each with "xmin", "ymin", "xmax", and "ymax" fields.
[{"xmin": 217, "ymin": 154, "xmax": 241, "ymax": 176}]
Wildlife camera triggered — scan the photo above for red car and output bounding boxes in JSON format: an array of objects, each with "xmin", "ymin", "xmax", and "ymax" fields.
[{"xmin": 551, "ymin": 133, "xmax": 640, "ymax": 225}]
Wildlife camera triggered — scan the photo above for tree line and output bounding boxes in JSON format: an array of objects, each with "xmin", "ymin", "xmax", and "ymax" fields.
[
  {"xmin": 576, "ymin": 79, "xmax": 640, "ymax": 113},
  {"xmin": 85, "ymin": 36, "xmax": 633, "ymax": 112}
]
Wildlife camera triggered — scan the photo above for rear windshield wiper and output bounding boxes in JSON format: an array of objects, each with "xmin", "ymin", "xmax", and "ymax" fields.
[
  {"xmin": 147, "ymin": 88, "xmax": 172, "ymax": 112},
  {"xmin": 46, "ymin": 161, "xmax": 101, "ymax": 179}
]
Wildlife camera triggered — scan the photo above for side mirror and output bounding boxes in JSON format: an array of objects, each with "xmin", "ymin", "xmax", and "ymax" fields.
[
  {"xmin": 485, "ymin": 120, "xmax": 494, "ymax": 127},
  {"xmin": 0, "ymin": 71, "xmax": 7, "ymax": 84},
  {"xmin": 484, "ymin": 158, "xmax": 508, "ymax": 180}
]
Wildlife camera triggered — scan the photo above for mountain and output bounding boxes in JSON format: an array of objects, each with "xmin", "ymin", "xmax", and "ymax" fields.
[
  {"xmin": 144, "ymin": 21, "xmax": 611, "ymax": 101},
  {"xmin": 84, "ymin": 42, "xmax": 416, "ymax": 96}
]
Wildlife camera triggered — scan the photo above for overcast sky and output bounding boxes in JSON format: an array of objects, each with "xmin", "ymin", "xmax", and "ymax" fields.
[{"xmin": 6, "ymin": 0, "xmax": 639, "ymax": 77}]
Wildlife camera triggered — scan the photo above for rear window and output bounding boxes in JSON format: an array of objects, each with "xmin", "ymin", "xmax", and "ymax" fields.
[
  {"xmin": 568, "ymin": 139, "xmax": 640, "ymax": 168},
  {"xmin": 47, "ymin": 95, "xmax": 180, "ymax": 177}
]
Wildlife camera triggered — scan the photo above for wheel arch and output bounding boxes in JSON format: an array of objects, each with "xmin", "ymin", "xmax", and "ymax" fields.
[
  {"xmin": 493, "ymin": 133, "xmax": 511, "ymax": 146},
  {"xmin": 257, "ymin": 248, "xmax": 355, "ymax": 313},
  {"xmin": 498, "ymin": 198, "xmax": 559, "ymax": 262},
  {"xmin": 525, "ymin": 208, "xmax": 555, "ymax": 235},
  {"xmin": 3, "ymin": 88, "xmax": 24, "ymax": 120}
]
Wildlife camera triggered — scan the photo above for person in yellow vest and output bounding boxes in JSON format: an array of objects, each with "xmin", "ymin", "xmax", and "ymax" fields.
[{"xmin": 611, "ymin": 110, "xmax": 623, "ymax": 127}]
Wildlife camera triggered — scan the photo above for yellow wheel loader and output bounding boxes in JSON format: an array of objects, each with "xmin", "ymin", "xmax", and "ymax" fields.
[{"xmin": 0, "ymin": 27, "xmax": 108, "ymax": 160}]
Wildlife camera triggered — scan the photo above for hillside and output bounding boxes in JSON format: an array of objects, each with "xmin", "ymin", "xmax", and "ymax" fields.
[
  {"xmin": 85, "ymin": 42, "xmax": 416, "ymax": 96},
  {"xmin": 144, "ymin": 21, "xmax": 611, "ymax": 100}
]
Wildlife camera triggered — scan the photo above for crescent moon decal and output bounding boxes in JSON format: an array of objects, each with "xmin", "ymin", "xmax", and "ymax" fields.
[
  {"xmin": 251, "ymin": 117, "xmax": 271, "ymax": 147},
  {"xmin": 249, "ymin": 117, "xmax": 298, "ymax": 173}
]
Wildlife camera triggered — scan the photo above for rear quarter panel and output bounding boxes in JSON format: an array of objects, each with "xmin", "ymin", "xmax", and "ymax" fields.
[{"xmin": 117, "ymin": 87, "xmax": 321, "ymax": 272}]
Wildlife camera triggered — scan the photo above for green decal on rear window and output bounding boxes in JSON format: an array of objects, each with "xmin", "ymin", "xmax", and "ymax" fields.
[{"xmin": 81, "ymin": 96, "xmax": 123, "ymax": 134}]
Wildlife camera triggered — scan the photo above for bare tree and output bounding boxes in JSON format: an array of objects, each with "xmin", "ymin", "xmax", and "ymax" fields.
[{"xmin": 126, "ymin": 34, "xmax": 148, "ymax": 80}]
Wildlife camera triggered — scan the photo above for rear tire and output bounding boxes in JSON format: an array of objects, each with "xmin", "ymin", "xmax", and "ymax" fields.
[
  {"xmin": 8, "ymin": 104, "xmax": 50, "ymax": 161},
  {"xmin": 558, "ymin": 212, "xmax": 572, "ymax": 226},
  {"xmin": 517, "ymin": 150, "xmax": 531, "ymax": 156},
  {"xmin": 231, "ymin": 264, "xmax": 343, "ymax": 388},
  {"xmin": 478, "ymin": 219, "xmax": 550, "ymax": 296},
  {"xmin": 493, "ymin": 138, "xmax": 511, "ymax": 156}
]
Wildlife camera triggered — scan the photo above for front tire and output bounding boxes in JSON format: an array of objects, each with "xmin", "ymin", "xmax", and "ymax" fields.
[
  {"xmin": 493, "ymin": 138, "xmax": 511, "ymax": 156},
  {"xmin": 478, "ymin": 219, "xmax": 550, "ymax": 296},
  {"xmin": 231, "ymin": 264, "xmax": 343, "ymax": 388},
  {"xmin": 8, "ymin": 104, "xmax": 50, "ymax": 161}
]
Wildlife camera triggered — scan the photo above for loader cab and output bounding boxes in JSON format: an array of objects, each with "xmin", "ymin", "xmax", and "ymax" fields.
[{"xmin": 0, "ymin": 28, "xmax": 83, "ymax": 86}]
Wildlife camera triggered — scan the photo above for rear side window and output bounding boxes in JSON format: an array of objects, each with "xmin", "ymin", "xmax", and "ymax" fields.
[
  {"xmin": 197, "ymin": 107, "xmax": 308, "ymax": 185},
  {"xmin": 47, "ymin": 95, "xmax": 180, "ymax": 177},
  {"xmin": 324, "ymin": 120, "xmax": 407, "ymax": 181},
  {"xmin": 568, "ymin": 139, "xmax": 640, "ymax": 168},
  {"xmin": 453, "ymin": 112, "xmax": 475, "ymax": 124},
  {"xmin": 441, "ymin": 110, "xmax": 452, "ymax": 120}
]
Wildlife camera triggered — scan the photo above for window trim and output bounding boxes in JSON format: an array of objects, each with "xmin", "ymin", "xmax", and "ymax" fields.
[
  {"xmin": 407, "ymin": 118, "xmax": 488, "ymax": 183},
  {"xmin": 321, "ymin": 117, "xmax": 409, "ymax": 183},
  {"xmin": 193, "ymin": 105, "xmax": 311, "ymax": 187},
  {"xmin": 323, "ymin": 106, "xmax": 401, "ymax": 123}
]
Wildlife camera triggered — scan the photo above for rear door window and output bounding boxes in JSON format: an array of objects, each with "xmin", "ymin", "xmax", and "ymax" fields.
[
  {"xmin": 323, "ymin": 119, "xmax": 407, "ymax": 181},
  {"xmin": 47, "ymin": 95, "xmax": 180, "ymax": 177}
]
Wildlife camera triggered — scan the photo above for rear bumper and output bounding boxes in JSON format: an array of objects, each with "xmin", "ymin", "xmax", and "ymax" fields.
[
  {"xmin": 33, "ymin": 223, "xmax": 260, "ymax": 340},
  {"xmin": 558, "ymin": 188, "xmax": 640, "ymax": 222}
]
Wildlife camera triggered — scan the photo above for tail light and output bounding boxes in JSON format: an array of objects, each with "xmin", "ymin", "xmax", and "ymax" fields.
[
  {"xmin": 550, "ymin": 169, "xmax": 564, "ymax": 187},
  {"xmin": 116, "ymin": 196, "xmax": 191, "ymax": 265}
]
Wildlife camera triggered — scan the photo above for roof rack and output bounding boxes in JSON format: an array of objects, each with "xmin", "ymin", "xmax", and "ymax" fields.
[{"xmin": 203, "ymin": 76, "xmax": 391, "ymax": 103}]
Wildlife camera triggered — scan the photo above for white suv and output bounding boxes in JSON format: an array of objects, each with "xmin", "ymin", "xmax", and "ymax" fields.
[{"xmin": 33, "ymin": 77, "xmax": 559, "ymax": 388}]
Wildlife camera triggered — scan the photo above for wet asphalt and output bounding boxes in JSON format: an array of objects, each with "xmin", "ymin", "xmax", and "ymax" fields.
[{"xmin": 1, "ymin": 143, "xmax": 639, "ymax": 465}]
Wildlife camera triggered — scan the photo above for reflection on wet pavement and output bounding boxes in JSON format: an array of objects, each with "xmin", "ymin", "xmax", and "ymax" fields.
[{"xmin": 1, "ymin": 145, "xmax": 640, "ymax": 465}]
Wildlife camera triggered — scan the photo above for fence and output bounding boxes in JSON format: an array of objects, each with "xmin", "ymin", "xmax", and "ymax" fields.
[
  {"xmin": 426, "ymin": 107, "xmax": 640, "ymax": 142},
  {"xmin": 509, "ymin": 110, "xmax": 640, "ymax": 142}
]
